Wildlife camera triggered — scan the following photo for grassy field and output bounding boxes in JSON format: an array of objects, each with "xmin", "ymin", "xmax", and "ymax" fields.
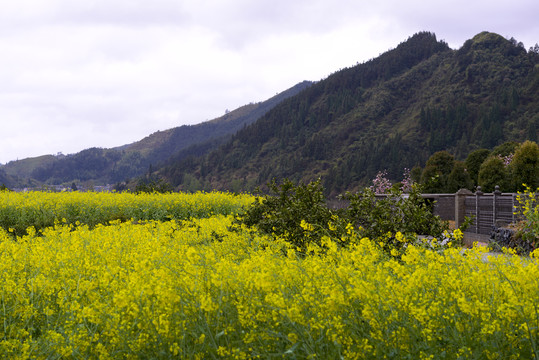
[{"xmin": 0, "ymin": 190, "xmax": 538, "ymax": 359}]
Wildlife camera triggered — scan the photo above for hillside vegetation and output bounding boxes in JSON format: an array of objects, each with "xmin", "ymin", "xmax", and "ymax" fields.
[
  {"xmin": 2, "ymin": 31, "xmax": 537, "ymax": 193},
  {"xmin": 159, "ymin": 31, "xmax": 539, "ymax": 195},
  {"xmin": 1, "ymin": 81, "xmax": 312, "ymax": 187}
]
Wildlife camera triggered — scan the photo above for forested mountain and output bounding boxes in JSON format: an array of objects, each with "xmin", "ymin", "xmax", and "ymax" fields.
[
  {"xmin": 159, "ymin": 31, "xmax": 539, "ymax": 195},
  {"xmin": 3, "ymin": 31, "xmax": 537, "ymax": 193},
  {"xmin": 1, "ymin": 81, "xmax": 312, "ymax": 186},
  {"xmin": 0, "ymin": 169, "xmax": 14, "ymax": 188}
]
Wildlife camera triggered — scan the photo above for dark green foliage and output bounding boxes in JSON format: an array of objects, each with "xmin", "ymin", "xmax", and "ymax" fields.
[
  {"xmin": 344, "ymin": 184, "xmax": 448, "ymax": 243},
  {"xmin": 134, "ymin": 175, "xmax": 173, "ymax": 194},
  {"xmin": 235, "ymin": 179, "xmax": 346, "ymax": 252},
  {"xmin": 478, "ymin": 156, "xmax": 509, "ymax": 192},
  {"xmin": 236, "ymin": 179, "xmax": 449, "ymax": 256},
  {"xmin": 420, "ymin": 164, "xmax": 443, "ymax": 193},
  {"xmin": 0, "ymin": 168, "xmax": 15, "ymax": 189},
  {"xmin": 425, "ymin": 151, "xmax": 455, "ymax": 175},
  {"xmin": 0, "ymin": 184, "xmax": 11, "ymax": 191},
  {"xmin": 409, "ymin": 166, "xmax": 423, "ymax": 184},
  {"xmin": 527, "ymin": 119, "xmax": 538, "ymax": 142},
  {"xmin": 510, "ymin": 140, "xmax": 539, "ymax": 190},
  {"xmin": 113, "ymin": 181, "xmax": 129, "ymax": 192},
  {"xmin": 447, "ymin": 161, "xmax": 474, "ymax": 192},
  {"xmin": 159, "ymin": 31, "xmax": 538, "ymax": 194},
  {"xmin": 465, "ymin": 149, "xmax": 490, "ymax": 186},
  {"xmin": 420, "ymin": 103, "xmax": 469, "ymax": 153},
  {"xmin": 492, "ymin": 141, "xmax": 519, "ymax": 157},
  {"xmin": 420, "ymin": 151, "xmax": 455, "ymax": 193},
  {"xmin": 415, "ymin": 140, "xmax": 537, "ymax": 193}
]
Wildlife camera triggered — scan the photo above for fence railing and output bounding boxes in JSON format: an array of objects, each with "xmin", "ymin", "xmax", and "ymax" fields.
[
  {"xmin": 462, "ymin": 186, "xmax": 516, "ymax": 235},
  {"xmin": 329, "ymin": 186, "xmax": 534, "ymax": 236}
]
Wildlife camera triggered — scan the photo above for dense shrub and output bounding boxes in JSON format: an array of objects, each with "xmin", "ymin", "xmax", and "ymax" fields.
[
  {"xmin": 420, "ymin": 151, "xmax": 455, "ymax": 193},
  {"xmin": 465, "ymin": 148, "xmax": 490, "ymax": 186},
  {"xmin": 447, "ymin": 161, "xmax": 474, "ymax": 192},
  {"xmin": 489, "ymin": 186, "xmax": 539, "ymax": 255},
  {"xmin": 514, "ymin": 186, "xmax": 539, "ymax": 249},
  {"xmin": 343, "ymin": 183, "xmax": 451, "ymax": 255},
  {"xmin": 237, "ymin": 179, "xmax": 455, "ymax": 257},
  {"xmin": 235, "ymin": 179, "xmax": 348, "ymax": 252},
  {"xmin": 478, "ymin": 155, "xmax": 509, "ymax": 192},
  {"xmin": 510, "ymin": 140, "xmax": 539, "ymax": 191},
  {"xmin": 135, "ymin": 176, "xmax": 173, "ymax": 193}
]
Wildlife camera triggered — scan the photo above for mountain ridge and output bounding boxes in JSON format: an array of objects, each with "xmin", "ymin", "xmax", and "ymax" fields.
[
  {"xmin": 2, "ymin": 31, "xmax": 537, "ymax": 193},
  {"xmin": 158, "ymin": 31, "xmax": 539, "ymax": 194},
  {"xmin": 1, "ymin": 81, "xmax": 313, "ymax": 187}
]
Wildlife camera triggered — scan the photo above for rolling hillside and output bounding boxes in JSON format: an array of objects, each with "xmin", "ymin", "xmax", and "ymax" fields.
[
  {"xmin": 3, "ymin": 31, "xmax": 537, "ymax": 193},
  {"xmin": 1, "ymin": 81, "xmax": 312, "ymax": 187},
  {"xmin": 159, "ymin": 31, "xmax": 539, "ymax": 195}
]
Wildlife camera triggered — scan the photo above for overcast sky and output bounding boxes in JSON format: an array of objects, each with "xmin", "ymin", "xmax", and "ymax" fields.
[{"xmin": 1, "ymin": 0, "xmax": 538, "ymax": 164}]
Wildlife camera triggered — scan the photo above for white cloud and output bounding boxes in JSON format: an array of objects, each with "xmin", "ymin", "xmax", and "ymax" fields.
[{"xmin": 0, "ymin": 0, "xmax": 538, "ymax": 164}]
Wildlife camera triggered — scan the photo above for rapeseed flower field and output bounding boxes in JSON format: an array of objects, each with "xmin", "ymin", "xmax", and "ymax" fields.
[{"xmin": 0, "ymin": 191, "xmax": 538, "ymax": 359}]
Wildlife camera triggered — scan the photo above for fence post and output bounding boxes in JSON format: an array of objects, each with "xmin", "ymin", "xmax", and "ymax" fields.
[
  {"xmin": 493, "ymin": 185, "xmax": 501, "ymax": 227},
  {"xmin": 455, "ymin": 188, "xmax": 473, "ymax": 228},
  {"xmin": 512, "ymin": 193, "xmax": 517, "ymax": 223},
  {"xmin": 475, "ymin": 186, "xmax": 483, "ymax": 234}
]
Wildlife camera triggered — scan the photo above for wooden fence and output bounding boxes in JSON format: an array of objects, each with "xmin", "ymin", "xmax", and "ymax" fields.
[
  {"xmin": 463, "ymin": 186, "xmax": 516, "ymax": 235},
  {"xmin": 424, "ymin": 186, "xmax": 537, "ymax": 236},
  {"xmin": 333, "ymin": 186, "xmax": 534, "ymax": 237}
]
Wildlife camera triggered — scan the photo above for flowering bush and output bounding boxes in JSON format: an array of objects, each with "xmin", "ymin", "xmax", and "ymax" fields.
[
  {"xmin": 344, "ymin": 183, "xmax": 452, "ymax": 253},
  {"xmin": 510, "ymin": 185, "xmax": 539, "ymax": 253},
  {"xmin": 238, "ymin": 178, "xmax": 456, "ymax": 258},
  {"xmin": 235, "ymin": 179, "xmax": 348, "ymax": 253},
  {"xmin": 401, "ymin": 167, "xmax": 414, "ymax": 193},
  {"xmin": 370, "ymin": 170, "xmax": 392, "ymax": 194}
]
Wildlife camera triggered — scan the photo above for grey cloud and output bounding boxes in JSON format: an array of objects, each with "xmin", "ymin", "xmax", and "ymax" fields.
[
  {"xmin": 1, "ymin": 0, "xmax": 538, "ymax": 164},
  {"xmin": 56, "ymin": 1, "xmax": 191, "ymax": 28}
]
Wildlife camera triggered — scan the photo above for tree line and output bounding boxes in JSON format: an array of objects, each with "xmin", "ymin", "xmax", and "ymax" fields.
[{"xmin": 412, "ymin": 140, "xmax": 538, "ymax": 193}]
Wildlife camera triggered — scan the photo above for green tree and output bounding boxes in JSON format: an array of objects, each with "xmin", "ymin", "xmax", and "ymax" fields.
[
  {"xmin": 510, "ymin": 140, "xmax": 539, "ymax": 191},
  {"xmin": 235, "ymin": 179, "xmax": 344, "ymax": 252},
  {"xmin": 492, "ymin": 141, "xmax": 519, "ymax": 157},
  {"xmin": 420, "ymin": 151, "xmax": 455, "ymax": 193},
  {"xmin": 447, "ymin": 161, "xmax": 474, "ymax": 192},
  {"xmin": 465, "ymin": 149, "xmax": 490, "ymax": 186},
  {"xmin": 410, "ymin": 166, "xmax": 423, "ymax": 184},
  {"xmin": 478, "ymin": 156, "xmax": 509, "ymax": 192},
  {"xmin": 421, "ymin": 164, "xmax": 443, "ymax": 193},
  {"xmin": 135, "ymin": 176, "xmax": 173, "ymax": 194},
  {"xmin": 527, "ymin": 120, "xmax": 537, "ymax": 142}
]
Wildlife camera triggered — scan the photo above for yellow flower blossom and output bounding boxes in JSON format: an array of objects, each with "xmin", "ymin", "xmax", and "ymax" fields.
[{"xmin": 0, "ymin": 191, "xmax": 537, "ymax": 359}]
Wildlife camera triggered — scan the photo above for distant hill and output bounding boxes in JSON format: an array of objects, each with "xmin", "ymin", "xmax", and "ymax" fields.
[
  {"xmin": 158, "ymin": 31, "xmax": 539, "ymax": 195},
  {"xmin": 2, "ymin": 154, "xmax": 57, "ymax": 179},
  {"xmin": 118, "ymin": 80, "xmax": 313, "ymax": 166},
  {"xmin": 1, "ymin": 81, "xmax": 312, "ymax": 186},
  {"xmin": 0, "ymin": 168, "xmax": 15, "ymax": 188}
]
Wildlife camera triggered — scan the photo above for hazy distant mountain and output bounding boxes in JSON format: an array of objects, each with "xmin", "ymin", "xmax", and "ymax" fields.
[
  {"xmin": 1, "ymin": 81, "xmax": 312, "ymax": 186},
  {"xmin": 158, "ymin": 31, "xmax": 539, "ymax": 194}
]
